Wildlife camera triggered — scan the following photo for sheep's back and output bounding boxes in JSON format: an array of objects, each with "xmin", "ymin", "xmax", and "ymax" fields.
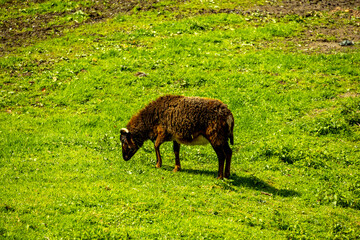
[{"xmin": 161, "ymin": 96, "xmax": 231, "ymax": 137}]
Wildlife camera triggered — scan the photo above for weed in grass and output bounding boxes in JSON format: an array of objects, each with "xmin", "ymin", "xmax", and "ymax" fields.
[{"xmin": 341, "ymin": 97, "xmax": 360, "ymax": 126}]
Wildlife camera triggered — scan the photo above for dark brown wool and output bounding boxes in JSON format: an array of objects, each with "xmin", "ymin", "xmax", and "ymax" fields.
[{"xmin": 120, "ymin": 95, "xmax": 234, "ymax": 179}]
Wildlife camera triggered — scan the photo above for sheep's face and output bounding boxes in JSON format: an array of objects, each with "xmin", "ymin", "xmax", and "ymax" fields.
[{"xmin": 120, "ymin": 128, "xmax": 139, "ymax": 161}]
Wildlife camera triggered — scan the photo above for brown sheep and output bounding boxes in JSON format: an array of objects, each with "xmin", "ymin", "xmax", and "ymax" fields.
[{"xmin": 120, "ymin": 95, "xmax": 234, "ymax": 179}]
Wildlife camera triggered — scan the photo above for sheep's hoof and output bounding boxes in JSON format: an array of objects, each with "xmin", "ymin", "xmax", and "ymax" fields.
[
  {"xmin": 173, "ymin": 166, "xmax": 181, "ymax": 172},
  {"xmin": 217, "ymin": 176, "xmax": 224, "ymax": 180},
  {"xmin": 156, "ymin": 163, "xmax": 162, "ymax": 168}
]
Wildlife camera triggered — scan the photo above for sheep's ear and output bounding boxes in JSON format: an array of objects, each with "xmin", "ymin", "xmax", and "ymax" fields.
[{"xmin": 120, "ymin": 128, "xmax": 130, "ymax": 135}]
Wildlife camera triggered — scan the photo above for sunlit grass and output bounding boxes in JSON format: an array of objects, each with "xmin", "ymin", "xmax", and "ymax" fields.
[{"xmin": 1, "ymin": 0, "xmax": 360, "ymax": 239}]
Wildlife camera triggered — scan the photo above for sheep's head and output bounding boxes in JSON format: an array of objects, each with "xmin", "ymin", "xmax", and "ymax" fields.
[{"xmin": 120, "ymin": 128, "xmax": 139, "ymax": 161}]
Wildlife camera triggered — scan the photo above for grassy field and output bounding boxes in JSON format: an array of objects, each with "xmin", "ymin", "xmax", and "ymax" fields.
[{"xmin": 1, "ymin": 0, "xmax": 360, "ymax": 239}]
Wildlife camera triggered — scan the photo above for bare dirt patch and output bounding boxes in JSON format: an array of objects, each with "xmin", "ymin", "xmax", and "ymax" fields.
[
  {"xmin": 0, "ymin": 0, "xmax": 159, "ymax": 55},
  {"xmin": 254, "ymin": 0, "xmax": 360, "ymax": 16},
  {"xmin": 253, "ymin": 0, "xmax": 360, "ymax": 53},
  {"xmin": 301, "ymin": 25, "xmax": 359, "ymax": 53},
  {"xmin": 339, "ymin": 92, "xmax": 360, "ymax": 98}
]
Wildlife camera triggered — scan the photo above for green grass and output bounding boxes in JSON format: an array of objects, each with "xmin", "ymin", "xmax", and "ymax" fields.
[{"xmin": 1, "ymin": 0, "xmax": 360, "ymax": 239}]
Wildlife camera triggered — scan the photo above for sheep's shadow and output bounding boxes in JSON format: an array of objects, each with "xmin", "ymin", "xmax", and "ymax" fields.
[
  {"xmin": 229, "ymin": 173, "xmax": 300, "ymax": 197},
  {"xmin": 180, "ymin": 168, "xmax": 300, "ymax": 197}
]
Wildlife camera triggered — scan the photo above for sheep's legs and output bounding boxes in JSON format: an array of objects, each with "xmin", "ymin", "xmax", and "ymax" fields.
[
  {"xmin": 213, "ymin": 143, "xmax": 232, "ymax": 179},
  {"xmin": 223, "ymin": 142, "xmax": 232, "ymax": 179},
  {"xmin": 213, "ymin": 145, "xmax": 226, "ymax": 179},
  {"xmin": 154, "ymin": 145, "xmax": 162, "ymax": 168},
  {"xmin": 173, "ymin": 141, "xmax": 181, "ymax": 172},
  {"xmin": 154, "ymin": 134, "xmax": 166, "ymax": 168}
]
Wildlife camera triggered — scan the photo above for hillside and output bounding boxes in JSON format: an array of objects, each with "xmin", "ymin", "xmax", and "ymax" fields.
[{"xmin": 1, "ymin": 0, "xmax": 360, "ymax": 238}]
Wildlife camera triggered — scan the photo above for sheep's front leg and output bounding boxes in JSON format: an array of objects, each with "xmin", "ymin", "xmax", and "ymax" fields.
[
  {"xmin": 173, "ymin": 141, "xmax": 181, "ymax": 172},
  {"xmin": 154, "ymin": 139, "xmax": 163, "ymax": 168},
  {"xmin": 154, "ymin": 131, "xmax": 166, "ymax": 168}
]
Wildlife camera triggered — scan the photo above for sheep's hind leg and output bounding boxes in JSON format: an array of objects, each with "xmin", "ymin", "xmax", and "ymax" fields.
[
  {"xmin": 173, "ymin": 141, "xmax": 181, "ymax": 172},
  {"xmin": 223, "ymin": 142, "xmax": 232, "ymax": 178},
  {"xmin": 212, "ymin": 145, "xmax": 226, "ymax": 179}
]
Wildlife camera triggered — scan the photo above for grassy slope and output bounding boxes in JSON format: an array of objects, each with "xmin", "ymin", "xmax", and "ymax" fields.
[{"xmin": 1, "ymin": 0, "xmax": 360, "ymax": 239}]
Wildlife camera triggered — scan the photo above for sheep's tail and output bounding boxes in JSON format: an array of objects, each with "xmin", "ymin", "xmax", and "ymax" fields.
[{"xmin": 226, "ymin": 114, "xmax": 234, "ymax": 145}]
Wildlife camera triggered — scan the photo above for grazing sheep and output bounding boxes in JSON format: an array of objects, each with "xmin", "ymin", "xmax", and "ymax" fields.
[{"xmin": 120, "ymin": 95, "xmax": 234, "ymax": 179}]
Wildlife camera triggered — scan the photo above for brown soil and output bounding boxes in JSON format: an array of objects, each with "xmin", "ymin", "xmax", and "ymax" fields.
[
  {"xmin": 254, "ymin": 0, "xmax": 360, "ymax": 16},
  {"xmin": 1, "ymin": 0, "xmax": 359, "ymax": 55},
  {"xmin": 0, "ymin": 0, "xmax": 159, "ymax": 54},
  {"xmin": 253, "ymin": 0, "xmax": 360, "ymax": 52}
]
